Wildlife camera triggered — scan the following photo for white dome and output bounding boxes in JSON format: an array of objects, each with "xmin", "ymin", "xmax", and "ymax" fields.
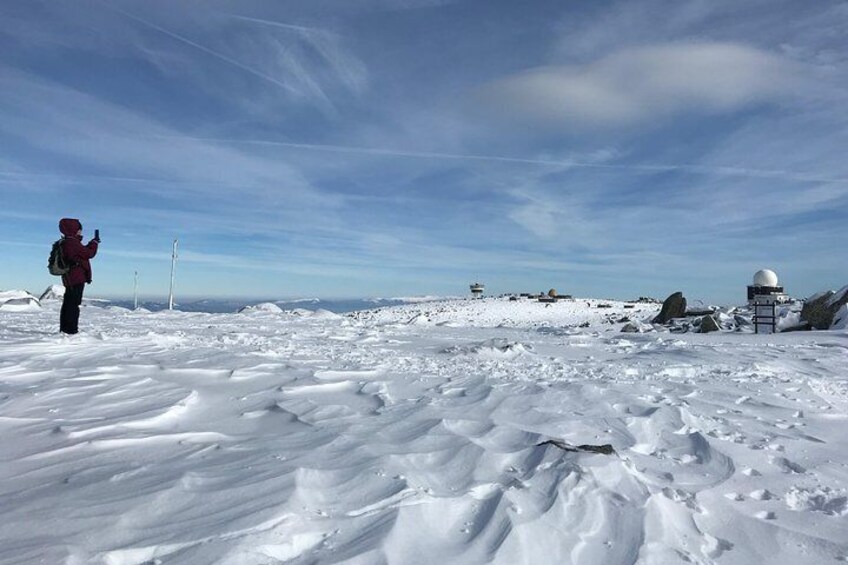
[{"xmin": 753, "ymin": 269, "xmax": 779, "ymax": 287}]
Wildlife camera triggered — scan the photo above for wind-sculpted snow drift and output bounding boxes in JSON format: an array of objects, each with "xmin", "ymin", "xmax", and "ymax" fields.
[{"xmin": 0, "ymin": 297, "xmax": 847, "ymax": 564}]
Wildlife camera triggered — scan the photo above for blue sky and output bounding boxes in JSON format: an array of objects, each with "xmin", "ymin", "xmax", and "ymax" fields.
[{"xmin": 1, "ymin": 0, "xmax": 846, "ymax": 302}]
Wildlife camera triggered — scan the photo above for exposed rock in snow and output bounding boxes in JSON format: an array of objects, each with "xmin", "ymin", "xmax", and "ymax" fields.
[
  {"xmin": 653, "ymin": 291, "xmax": 687, "ymax": 323},
  {"xmin": 39, "ymin": 284, "xmax": 65, "ymax": 301},
  {"xmin": 833, "ymin": 304, "xmax": 848, "ymax": 330},
  {"xmin": 801, "ymin": 291, "xmax": 835, "ymax": 329},
  {"xmin": 699, "ymin": 315, "xmax": 720, "ymax": 333},
  {"xmin": 827, "ymin": 285, "xmax": 848, "ymax": 309},
  {"xmin": 800, "ymin": 285, "xmax": 848, "ymax": 329}
]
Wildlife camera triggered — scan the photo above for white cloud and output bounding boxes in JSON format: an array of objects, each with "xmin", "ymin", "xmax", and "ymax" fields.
[{"xmin": 480, "ymin": 42, "xmax": 803, "ymax": 128}]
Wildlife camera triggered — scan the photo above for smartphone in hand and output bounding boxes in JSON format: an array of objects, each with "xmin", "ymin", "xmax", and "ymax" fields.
[{"xmin": 94, "ymin": 229, "xmax": 100, "ymax": 241}]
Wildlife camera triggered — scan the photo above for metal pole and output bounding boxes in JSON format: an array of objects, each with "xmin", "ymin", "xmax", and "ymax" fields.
[
  {"xmin": 133, "ymin": 270, "xmax": 138, "ymax": 310},
  {"xmin": 168, "ymin": 239, "xmax": 178, "ymax": 311}
]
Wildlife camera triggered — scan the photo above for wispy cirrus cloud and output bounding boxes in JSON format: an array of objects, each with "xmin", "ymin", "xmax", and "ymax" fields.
[
  {"xmin": 1, "ymin": 0, "xmax": 368, "ymax": 118},
  {"xmin": 0, "ymin": 69, "xmax": 328, "ymax": 204}
]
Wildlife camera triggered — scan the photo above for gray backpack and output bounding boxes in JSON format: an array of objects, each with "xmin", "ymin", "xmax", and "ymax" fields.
[{"xmin": 48, "ymin": 239, "xmax": 70, "ymax": 276}]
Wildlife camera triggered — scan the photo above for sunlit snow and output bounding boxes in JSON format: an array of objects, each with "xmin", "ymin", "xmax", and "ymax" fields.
[{"xmin": 1, "ymin": 296, "xmax": 847, "ymax": 564}]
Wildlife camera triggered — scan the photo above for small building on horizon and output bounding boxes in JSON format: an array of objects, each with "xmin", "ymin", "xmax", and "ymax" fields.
[{"xmin": 470, "ymin": 282, "xmax": 485, "ymax": 298}]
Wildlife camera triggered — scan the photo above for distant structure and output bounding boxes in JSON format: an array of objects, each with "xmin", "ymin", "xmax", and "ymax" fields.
[
  {"xmin": 470, "ymin": 282, "xmax": 485, "ymax": 298},
  {"xmin": 747, "ymin": 269, "xmax": 788, "ymax": 305},
  {"xmin": 168, "ymin": 239, "xmax": 178, "ymax": 311}
]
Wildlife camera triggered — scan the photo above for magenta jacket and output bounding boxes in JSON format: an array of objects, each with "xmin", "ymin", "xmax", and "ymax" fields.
[{"xmin": 59, "ymin": 218, "xmax": 99, "ymax": 287}]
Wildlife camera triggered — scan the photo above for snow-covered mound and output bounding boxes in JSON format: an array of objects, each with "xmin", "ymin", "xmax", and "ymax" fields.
[
  {"xmin": 442, "ymin": 338, "xmax": 533, "ymax": 358},
  {"xmin": 286, "ymin": 307, "xmax": 342, "ymax": 319},
  {"xmin": 0, "ymin": 290, "xmax": 41, "ymax": 312},
  {"xmin": 351, "ymin": 296, "xmax": 659, "ymax": 328},
  {"xmin": 310, "ymin": 308, "xmax": 341, "ymax": 319},
  {"xmin": 238, "ymin": 302, "xmax": 284, "ymax": 314},
  {"xmin": 388, "ymin": 294, "xmax": 457, "ymax": 303},
  {"xmin": 1, "ymin": 296, "xmax": 847, "ymax": 563},
  {"xmin": 39, "ymin": 284, "xmax": 65, "ymax": 301}
]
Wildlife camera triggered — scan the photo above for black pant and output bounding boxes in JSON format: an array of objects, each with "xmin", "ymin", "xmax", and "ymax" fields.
[{"xmin": 60, "ymin": 284, "xmax": 85, "ymax": 334}]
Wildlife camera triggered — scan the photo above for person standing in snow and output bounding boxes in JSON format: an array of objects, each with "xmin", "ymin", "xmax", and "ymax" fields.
[{"xmin": 58, "ymin": 218, "xmax": 99, "ymax": 334}]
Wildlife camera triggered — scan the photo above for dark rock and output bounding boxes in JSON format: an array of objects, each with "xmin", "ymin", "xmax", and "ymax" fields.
[
  {"xmin": 653, "ymin": 292, "xmax": 687, "ymax": 324},
  {"xmin": 700, "ymin": 315, "xmax": 720, "ymax": 333},
  {"xmin": 686, "ymin": 309, "xmax": 715, "ymax": 317},
  {"xmin": 800, "ymin": 291, "xmax": 836, "ymax": 330},
  {"xmin": 826, "ymin": 286, "xmax": 848, "ymax": 329},
  {"xmin": 537, "ymin": 439, "xmax": 616, "ymax": 455},
  {"xmin": 801, "ymin": 291, "xmax": 833, "ymax": 329},
  {"xmin": 734, "ymin": 314, "xmax": 753, "ymax": 327},
  {"xmin": 833, "ymin": 304, "xmax": 848, "ymax": 329}
]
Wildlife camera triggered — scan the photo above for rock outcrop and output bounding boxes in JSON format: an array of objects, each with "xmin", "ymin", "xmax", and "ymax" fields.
[
  {"xmin": 39, "ymin": 285, "xmax": 65, "ymax": 301},
  {"xmin": 833, "ymin": 304, "xmax": 848, "ymax": 330},
  {"xmin": 699, "ymin": 315, "xmax": 720, "ymax": 333},
  {"xmin": 800, "ymin": 286, "xmax": 848, "ymax": 330},
  {"xmin": 652, "ymin": 292, "xmax": 687, "ymax": 324}
]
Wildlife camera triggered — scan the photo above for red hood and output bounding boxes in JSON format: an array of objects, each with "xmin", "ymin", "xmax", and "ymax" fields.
[{"xmin": 59, "ymin": 218, "xmax": 82, "ymax": 237}]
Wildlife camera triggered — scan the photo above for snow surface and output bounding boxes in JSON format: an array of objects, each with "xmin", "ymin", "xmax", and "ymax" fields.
[
  {"xmin": 1, "ymin": 297, "xmax": 847, "ymax": 564},
  {"xmin": 239, "ymin": 302, "xmax": 285, "ymax": 314},
  {"xmin": 0, "ymin": 290, "xmax": 41, "ymax": 312}
]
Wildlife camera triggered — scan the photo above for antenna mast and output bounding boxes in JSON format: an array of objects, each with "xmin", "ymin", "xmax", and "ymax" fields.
[{"xmin": 168, "ymin": 239, "xmax": 178, "ymax": 310}]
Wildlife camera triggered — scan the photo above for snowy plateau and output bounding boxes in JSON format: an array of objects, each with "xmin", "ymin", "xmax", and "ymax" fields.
[{"xmin": 1, "ymin": 296, "xmax": 847, "ymax": 564}]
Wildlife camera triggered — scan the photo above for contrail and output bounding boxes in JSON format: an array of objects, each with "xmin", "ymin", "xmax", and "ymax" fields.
[
  {"xmin": 227, "ymin": 14, "xmax": 320, "ymax": 35},
  {"xmin": 135, "ymin": 134, "xmax": 848, "ymax": 184},
  {"xmin": 0, "ymin": 170, "xmax": 234, "ymax": 186},
  {"xmin": 96, "ymin": 0, "xmax": 298, "ymax": 94}
]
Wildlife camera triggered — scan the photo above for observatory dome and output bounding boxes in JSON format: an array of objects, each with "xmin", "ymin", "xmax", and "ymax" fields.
[{"xmin": 753, "ymin": 269, "xmax": 778, "ymax": 287}]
